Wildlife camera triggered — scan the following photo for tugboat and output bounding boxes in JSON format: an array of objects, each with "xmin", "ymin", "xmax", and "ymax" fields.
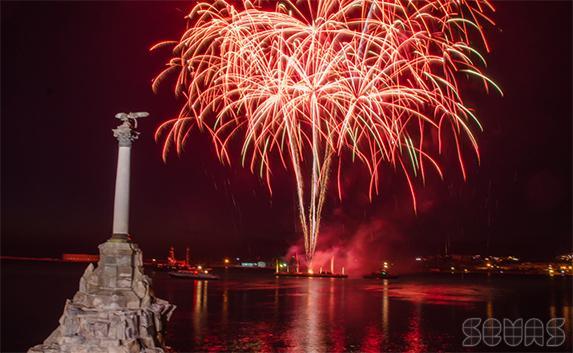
[
  {"xmin": 154, "ymin": 245, "xmax": 192, "ymax": 272},
  {"xmin": 160, "ymin": 246, "xmax": 220, "ymax": 280},
  {"xmin": 363, "ymin": 261, "xmax": 398, "ymax": 279},
  {"xmin": 169, "ymin": 266, "xmax": 220, "ymax": 280}
]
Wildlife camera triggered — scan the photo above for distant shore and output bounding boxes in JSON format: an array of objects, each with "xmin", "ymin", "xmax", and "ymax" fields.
[
  {"xmin": 2, "ymin": 256, "xmax": 571, "ymax": 278},
  {"xmin": 1, "ymin": 255, "xmax": 62, "ymax": 262}
]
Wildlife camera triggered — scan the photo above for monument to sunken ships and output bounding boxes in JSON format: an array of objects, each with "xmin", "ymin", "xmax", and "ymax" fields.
[{"xmin": 29, "ymin": 113, "xmax": 175, "ymax": 353}]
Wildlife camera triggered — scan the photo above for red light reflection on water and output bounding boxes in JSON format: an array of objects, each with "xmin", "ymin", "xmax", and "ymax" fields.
[
  {"xmin": 330, "ymin": 326, "xmax": 346, "ymax": 353},
  {"xmin": 404, "ymin": 305, "xmax": 426, "ymax": 353},
  {"xmin": 365, "ymin": 283, "xmax": 491, "ymax": 305},
  {"xmin": 282, "ymin": 279, "xmax": 326, "ymax": 352},
  {"xmin": 178, "ymin": 278, "xmax": 496, "ymax": 352},
  {"xmin": 361, "ymin": 324, "xmax": 383, "ymax": 352}
]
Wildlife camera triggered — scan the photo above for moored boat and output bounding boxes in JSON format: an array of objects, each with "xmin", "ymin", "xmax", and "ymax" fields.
[
  {"xmin": 362, "ymin": 271, "xmax": 398, "ymax": 279},
  {"xmin": 363, "ymin": 261, "xmax": 398, "ymax": 279},
  {"xmin": 169, "ymin": 269, "xmax": 220, "ymax": 280}
]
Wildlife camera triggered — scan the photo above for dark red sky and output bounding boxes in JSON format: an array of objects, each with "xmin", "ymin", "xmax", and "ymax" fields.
[{"xmin": 2, "ymin": 1, "xmax": 571, "ymax": 261}]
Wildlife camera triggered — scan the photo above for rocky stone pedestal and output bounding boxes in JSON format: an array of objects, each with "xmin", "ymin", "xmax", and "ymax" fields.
[{"xmin": 29, "ymin": 239, "xmax": 175, "ymax": 353}]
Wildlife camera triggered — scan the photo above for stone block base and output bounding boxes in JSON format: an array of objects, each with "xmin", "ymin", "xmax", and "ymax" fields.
[{"xmin": 28, "ymin": 239, "xmax": 175, "ymax": 353}]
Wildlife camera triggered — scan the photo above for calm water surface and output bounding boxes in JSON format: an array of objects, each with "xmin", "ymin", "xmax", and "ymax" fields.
[{"xmin": 2, "ymin": 262, "xmax": 572, "ymax": 352}]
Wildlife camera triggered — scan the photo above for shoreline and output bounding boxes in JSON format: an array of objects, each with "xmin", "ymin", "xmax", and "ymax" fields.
[{"xmin": 2, "ymin": 257, "xmax": 571, "ymax": 278}]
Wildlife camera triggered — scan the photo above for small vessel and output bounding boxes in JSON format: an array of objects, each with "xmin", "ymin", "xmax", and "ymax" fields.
[
  {"xmin": 169, "ymin": 268, "xmax": 220, "ymax": 280},
  {"xmin": 363, "ymin": 261, "xmax": 398, "ymax": 279},
  {"xmin": 362, "ymin": 271, "xmax": 398, "ymax": 279}
]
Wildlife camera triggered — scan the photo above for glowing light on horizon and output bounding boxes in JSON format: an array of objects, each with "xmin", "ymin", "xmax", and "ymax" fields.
[{"xmin": 154, "ymin": 0, "xmax": 500, "ymax": 261}]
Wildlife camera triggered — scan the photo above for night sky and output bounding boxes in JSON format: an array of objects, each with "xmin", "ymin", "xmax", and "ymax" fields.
[{"xmin": 2, "ymin": 1, "xmax": 571, "ymax": 262}]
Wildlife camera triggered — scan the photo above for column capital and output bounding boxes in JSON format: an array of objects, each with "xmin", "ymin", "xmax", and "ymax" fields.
[
  {"xmin": 112, "ymin": 112, "xmax": 148, "ymax": 146},
  {"xmin": 113, "ymin": 122, "xmax": 138, "ymax": 147}
]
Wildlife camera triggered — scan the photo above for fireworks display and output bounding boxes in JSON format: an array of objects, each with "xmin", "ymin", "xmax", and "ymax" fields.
[{"xmin": 153, "ymin": 0, "xmax": 501, "ymax": 262}]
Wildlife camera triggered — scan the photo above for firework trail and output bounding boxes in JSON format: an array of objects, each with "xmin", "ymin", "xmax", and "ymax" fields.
[{"xmin": 153, "ymin": 0, "xmax": 501, "ymax": 262}]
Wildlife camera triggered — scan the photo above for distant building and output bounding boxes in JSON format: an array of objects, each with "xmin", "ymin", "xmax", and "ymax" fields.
[
  {"xmin": 62, "ymin": 253, "xmax": 99, "ymax": 263},
  {"xmin": 240, "ymin": 261, "xmax": 267, "ymax": 268},
  {"xmin": 556, "ymin": 253, "xmax": 573, "ymax": 262},
  {"xmin": 414, "ymin": 253, "xmax": 571, "ymax": 276}
]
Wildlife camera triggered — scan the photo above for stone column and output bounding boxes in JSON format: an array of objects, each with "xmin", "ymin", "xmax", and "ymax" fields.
[
  {"xmin": 110, "ymin": 112, "xmax": 143, "ymax": 241},
  {"xmin": 113, "ymin": 145, "xmax": 131, "ymax": 236},
  {"xmin": 29, "ymin": 112, "xmax": 175, "ymax": 353}
]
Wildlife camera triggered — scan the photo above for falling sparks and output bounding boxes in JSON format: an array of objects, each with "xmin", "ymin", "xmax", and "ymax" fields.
[{"xmin": 153, "ymin": 0, "xmax": 500, "ymax": 261}]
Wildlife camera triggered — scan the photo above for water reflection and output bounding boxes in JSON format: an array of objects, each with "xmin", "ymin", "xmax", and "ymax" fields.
[
  {"xmin": 404, "ymin": 303, "xmax": 425, "ymax": 353},
  {"xmin": 153, "ymin": 274, "xmax": 572, "ymax": 352},
  {"xmin": 361, "ymin": 324, "xmax": 382, "ymax": 352},
  {"xmin": 564, "ymin": 305, "xmax": 571, "ymax": 338},
  {"xmin": 486, "ymin": 287, "xmax": 494, "ymax": 318},
  {"xmin": 222, "ymin": 282, "xmax": 228, "ymax": 328},
  {"xmin": 286, "ymin": 279, "xmax": 325, "ymax": 352},
  {"xmin": 382, "ymin": 279, "xmax": 389, "ymax": 341},
  {"xmin": 306, "ymin": 279, "xmax": 323, "ymax": 352},
  {"xmin": 7, "ymin": 263, "xmax": 571, "ymax": 352},
  {"xmin": 192, "ymin": 280, "xmax": 208, "ymax": 343}
]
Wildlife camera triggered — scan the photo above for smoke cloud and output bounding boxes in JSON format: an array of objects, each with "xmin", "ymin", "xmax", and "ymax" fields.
[{"xmin": 285, "ymin": 211, "xmax": 416, "ymax": 277}]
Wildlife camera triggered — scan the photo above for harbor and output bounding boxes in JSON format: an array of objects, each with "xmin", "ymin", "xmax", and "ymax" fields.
[
  {"xmin": 3, "ymin": 259, "xmax": 572, "ymax": 352},
  {"xmin": 1, "ymin": 1, "xmax": 571, "ymax": 352}
]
